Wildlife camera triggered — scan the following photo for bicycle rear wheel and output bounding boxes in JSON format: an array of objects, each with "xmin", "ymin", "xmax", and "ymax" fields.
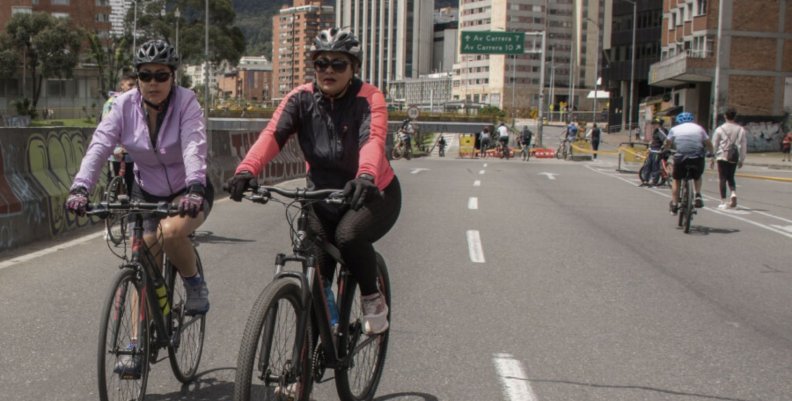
[
  {"xmin": 677, "ymin": 183, "xmax": 686, "ymax": 228},
  {"xmin": 167, "ymin": 248, "xmax": 206, "ymax": 383},
  {"xmin": 104, "ymin": 176, "xmax": 128, "ymax": 246},
  {"xmin": 335, "ymin": 254, "xmax": 391, "ymax": 401},
  {"xmin": 98, "ymin": 268, "xmax": 151, "ymax": 401},
  {"xmin": 683, "ymin": 180, "xmax": 694, "ymax": 233},
  {"xmin": 234, "ymin": 277, "xmax": 313, "ymax": 401}
]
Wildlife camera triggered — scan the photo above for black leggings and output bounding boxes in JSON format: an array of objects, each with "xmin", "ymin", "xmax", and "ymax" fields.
[
  {"xmin": 717, "ymin": 160, "xmax": 737, "ymax": 199},
  {"xmin": 308, "ymin": 176, "xmax": 402, "ymax": 295}
]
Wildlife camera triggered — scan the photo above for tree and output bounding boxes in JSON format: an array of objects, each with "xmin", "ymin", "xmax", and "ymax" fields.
[
  {"xmin": 0, "ymin": 13, "xmax": 81, "ymax": 117},
  {"xmin": 130, "ymin": 0, "xmax": 245, "ymax": 67},
  {"xmin": 86, "ymin": 33, "xmax": 133, "ymax": 100}
]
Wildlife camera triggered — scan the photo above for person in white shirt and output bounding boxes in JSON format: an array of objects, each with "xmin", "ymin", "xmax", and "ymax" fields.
[{"xmin": 710, "ymin": 108, "xmax": 747, "ymax": 209}]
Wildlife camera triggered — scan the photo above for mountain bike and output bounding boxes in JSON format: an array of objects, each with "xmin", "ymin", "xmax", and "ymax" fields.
[
  {"xmin": 233, "ymin": 185, "xmax": 391, "ymax": 401},
  {"xmin": 88, "ymin": 198, "xmax": 206, "ymax": 401},
  {"xmin": 677, "ymin": 165, "xmax": 697, "ymax": 233}
]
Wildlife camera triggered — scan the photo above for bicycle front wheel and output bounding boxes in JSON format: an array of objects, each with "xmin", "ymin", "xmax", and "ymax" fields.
[
  {"xmin": 167, "ymin": 248, "xmax": 206, "ymax": 383},
  {"xmin": 234, "ymin": 277, "xmax": 313, "ymax": 401},
  {"xmin": 98, "ymin": 268, "xmax": 151, "ymax": 401},
  {"xmin": 335, "ymin": 254, "xmax": 391, "ymax": 401}
]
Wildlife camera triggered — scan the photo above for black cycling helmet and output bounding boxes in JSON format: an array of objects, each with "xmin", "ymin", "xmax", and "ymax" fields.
[
  {"xmin": 310, "ymin": 27, "xmax": 362, "ymax": 66},
  {"xmin": 134, "ymin": 39, "xmax": 179, "ymax": 69}
]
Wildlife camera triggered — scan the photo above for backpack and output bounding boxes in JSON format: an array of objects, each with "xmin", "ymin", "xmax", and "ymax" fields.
[{"xmin": 726, "ymin": 142, "xmax": 740, "ymax": 163}]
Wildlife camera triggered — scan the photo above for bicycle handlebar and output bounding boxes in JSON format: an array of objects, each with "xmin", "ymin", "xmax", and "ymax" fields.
[
  {"xmin": 244, "ymin": 186, "xmax": 347, "ymax": 205},
  {"xmin": 86, "ymin": 200, "xmax": 181, "ymax": 218}
]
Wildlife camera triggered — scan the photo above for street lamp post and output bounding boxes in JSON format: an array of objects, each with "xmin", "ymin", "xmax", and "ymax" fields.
[
  {"xmin": 132, "ymin": 0, "xmax": 138, "ymax": 51},
  {"xmin": 174, "ymin": 7, "xmax": 180, "ymax": 57},
  {"xmin": 623, "ymin": 0, "xmax": 637, "ymax": 144}
]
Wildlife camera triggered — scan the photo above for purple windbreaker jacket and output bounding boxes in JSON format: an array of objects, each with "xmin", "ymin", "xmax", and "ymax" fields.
[{"xmin": 71, "ymin": 86, "xmax": 207, "ymax": 197}]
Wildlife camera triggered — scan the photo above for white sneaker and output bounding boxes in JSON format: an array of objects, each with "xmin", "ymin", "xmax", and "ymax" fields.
[
  {"xmin": 729, "ymin": 194, "xmax": 737, "ymax": 208},
  {"xmin": 717, "ymin": 202, "xmax": 728, "ymax": 210},
  {"xmin": 361, "ymin": 293, "xmax": 389, "ymax": 335}
]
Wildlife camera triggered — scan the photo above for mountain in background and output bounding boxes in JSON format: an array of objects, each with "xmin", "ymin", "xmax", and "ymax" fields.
[{"xmin": 233, "ymin": 0, "xmax": 459, "ymax": 58}]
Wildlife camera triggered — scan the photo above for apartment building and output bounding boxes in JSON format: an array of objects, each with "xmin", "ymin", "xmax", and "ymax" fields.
[
  {"xmin": 272, "ymin": 0, "xmax": 335, "ymax": 101},
  {"xmin": 648, "ymin": 0, "xmax": 792, "ymax": 130},
  {"xmin": 335, "ymin": 0, "xmax": 435, "ymax": 90},
  {"xmin": 452, "ymin": 0, "xmax": 604, "ymax": 117},
  {"xmin": 217, "ymin": 57, "xmax": 273, "ymax": 104}
]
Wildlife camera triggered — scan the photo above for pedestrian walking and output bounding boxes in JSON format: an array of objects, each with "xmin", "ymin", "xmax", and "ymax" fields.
[
  {"xmin": 711, "ymin": 108, "xmax": 747, "ymax": 209},
  {"xmin": 589, "ymin": 123, "xmax": 602, "ymax": 159}
]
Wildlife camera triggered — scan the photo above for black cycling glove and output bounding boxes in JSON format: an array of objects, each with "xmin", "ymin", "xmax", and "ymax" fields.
[
  {"xmin": 343, "ymin": 174, "xmax": 379, "ymax": 211},
  {"xmin": 226, "ymin": 171, "xmax": 258, "ymax": 202}
]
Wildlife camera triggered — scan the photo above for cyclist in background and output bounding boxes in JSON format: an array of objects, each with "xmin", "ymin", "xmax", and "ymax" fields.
[
  {"xmin": 496, "ymin": 122, "xmax": 510, "ymax": 154},
  {"xmin": 399, "ymin": 119, "xmax": 414, "ymax": 156},
  {"xmin": 437, "ymin": 134, "xmax": 446, "ymax": 157},
  {"xmin": 663, "ymin": 111, "xmax": 713, "ymax": 215},
  {"xmin": 102, "ymin": 70, "xmax": 138, "ymax": 195},
  {"xmin": 640, "ymin": 118, "xmax": 667, "ymax": 186},
  {"xmin": 565, "ymin": 121, "xmax": 578, "ymax": 155},
  {"xmin": 226, "ymin": 27, "xmax": 401, "ymax": 335}
]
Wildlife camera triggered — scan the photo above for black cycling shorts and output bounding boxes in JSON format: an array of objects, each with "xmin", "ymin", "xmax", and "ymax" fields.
[{"xmin": 672, "ymin": 157, "xmax": 705, "ymax": 180}]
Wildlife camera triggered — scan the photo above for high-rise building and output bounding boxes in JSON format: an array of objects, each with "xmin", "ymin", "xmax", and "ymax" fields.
[
  {"xmin": 602, "ymin": 0, "xmax": 663, "ymax": 131},
  {"xmin": 335, "ymin": 0, "xmax": 435, "ymax": 91},
  {"xmin": 271, "ymin": 0, "xmax": 335, "ymax": 101},
  {"xmin": 452, "ymin": 0, "xmax": 604, "ymax": 118}
]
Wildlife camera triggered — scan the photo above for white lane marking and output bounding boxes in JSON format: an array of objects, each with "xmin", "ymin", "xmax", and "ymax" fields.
[
  {"xmin": 771, "ymin": 225, "xmax": 792, "ymax": 233},
  {"xmin": 493, "ymin": 353, "xmax": 538, "ymax": 401},
  {"xmin": 479, "ymin": 170, "xmax": 486, "ymax": 175},
  {"xmin": 466, "ymin": 230, "xmax": 485, "ymax": 263},
  {"xmin": 585, "ymin": 165, "xmax": 792, "ymax": 239},
  {"xmin": 538, "ymin": 172, "xmax": 557, "ymax": 180},
  {"xmin": 410, "ymin": 167, "xmax": 429, "ymax": 174},
  {"xmin": 0, "ymin": 231, "xmax": 104, "ymax": 271},
  {"xmin": 483, "ymin": 163, "xmax": 488, "ymax": 168},
  {"xmin": 474, "ymin": 180, "xmax": 481, "ymax": 187},
  {"xmin": 468, "ymin": 197, "xmax": 478, "ymax": 210}
]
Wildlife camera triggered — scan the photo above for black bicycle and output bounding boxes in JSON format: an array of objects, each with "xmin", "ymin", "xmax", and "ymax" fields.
[
  {"xmin": 233, "ymin": 186, "xmax": 391, "ymax": 401},
  {"xmin": 677, "ymin": 165, "xmax": 697, "ymax": 233},
  {"xmin": 88, "ymin": 198, "xmax": 206, "ymax": 401}
]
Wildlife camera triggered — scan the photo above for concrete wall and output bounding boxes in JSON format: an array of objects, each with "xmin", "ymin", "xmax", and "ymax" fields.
[{"xmin": 0, "ymin": 120, "xmax": 306, "ymax": 253}]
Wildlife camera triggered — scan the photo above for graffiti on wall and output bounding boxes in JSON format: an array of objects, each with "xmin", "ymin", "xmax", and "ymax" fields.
[
  {"xmin": 744, "ymin": 121, "xmax": 783, "ymax": 152},
  {"xmin": 27, "ymin": 129, "xmax": 99, "ymax": 237}
]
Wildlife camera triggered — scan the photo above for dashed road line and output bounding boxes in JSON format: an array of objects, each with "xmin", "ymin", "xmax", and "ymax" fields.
[
  {"xmin": 466, "ymin": 230, "xmax": 485, "ymax": 263},
  {"xmin": 474, "ymin": 180, "xmax": 481, "ymax": 187},
  {"xmin": 468, "ymin": 197, "xmax": 479, "ymax": 210}
]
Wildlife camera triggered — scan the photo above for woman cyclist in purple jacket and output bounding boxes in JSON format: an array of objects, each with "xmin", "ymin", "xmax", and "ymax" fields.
[{"xmin": 65, "ymin": 39, "xmax": 212, "ymax": 320}]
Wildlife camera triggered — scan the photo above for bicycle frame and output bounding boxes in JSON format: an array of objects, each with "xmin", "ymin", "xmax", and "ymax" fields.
[
  {"xmin": 250, "ymin": 188, "xmax": 378, "ymax": 375},
  {"xmin": 94, "ymin": 202, "xmax": 188, "ymax": 356}
]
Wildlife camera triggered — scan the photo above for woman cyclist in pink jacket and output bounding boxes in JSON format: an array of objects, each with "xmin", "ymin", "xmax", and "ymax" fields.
[{"xmin": 226, "ymin": 27, "xmax": 401, "ymax": 335}]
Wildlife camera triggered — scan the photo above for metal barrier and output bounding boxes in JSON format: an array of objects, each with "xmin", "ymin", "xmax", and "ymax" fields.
[{"xmin": 617, "ymin": 142, "xmax": 648, "ymax": 172}]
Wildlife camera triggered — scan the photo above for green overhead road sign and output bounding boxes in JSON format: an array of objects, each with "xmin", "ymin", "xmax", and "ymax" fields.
[{"xmin": 460, "ymin": 31, "xmax": 525, "ymax": 55}]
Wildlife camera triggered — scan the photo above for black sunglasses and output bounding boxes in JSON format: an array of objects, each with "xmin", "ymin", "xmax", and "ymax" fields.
[
  {"xmin": 313, "ymin": 58, "xmax": 350, "ymax": 73},
  {"xmin": 137, "ymin": 71, "xmax": 172, "ymax": 83}
]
